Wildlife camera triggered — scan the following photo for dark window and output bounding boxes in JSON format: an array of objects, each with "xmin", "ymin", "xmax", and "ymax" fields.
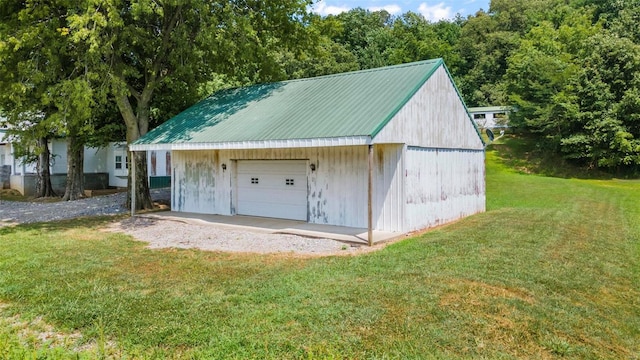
[{"xmin": 251, "ymin": 177, "xmax": 259, "ymax": 184}]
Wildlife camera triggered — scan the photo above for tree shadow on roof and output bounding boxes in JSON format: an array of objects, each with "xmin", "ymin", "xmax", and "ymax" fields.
[{"xmin": 143, "ymin": 82, "xmax": 285, "ymax": 144}]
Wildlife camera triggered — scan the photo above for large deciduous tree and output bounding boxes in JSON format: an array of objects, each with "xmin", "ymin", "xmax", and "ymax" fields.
[
  {"xmin": 560, "ymin": 33, "xmax": 640, "ymax": 170},
  {"xmin": 0, "ymin": 0, "xmax": 96, "ymax": 199},
  {"xmin": 68, "ymin": 0, "xmax": 313, "ymax": 210}
]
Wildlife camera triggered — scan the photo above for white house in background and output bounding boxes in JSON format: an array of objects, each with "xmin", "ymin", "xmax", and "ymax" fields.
[
  {"xmin": 0, "ymin": 122, "xmax": 11, "ymax": 189},
  {"xmin": 131, "ymin": 59, "xmax": 486, "ymax": 238},
  {"xmin": 0, "ymin": 127, "xmax": 170, "ymax": 195},
  {"xmin": 108, "ymin": 142, "xmax": 172, "ymax": 189},
  {"xmin": 467, "ymin": 106, "xmax": 511, "ymax": 129}
]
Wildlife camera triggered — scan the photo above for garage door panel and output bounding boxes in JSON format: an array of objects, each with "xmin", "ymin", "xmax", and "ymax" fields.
[
  {"xmin": 237, "ymin": 188, "xmax": 306, "ymax": 205},
  {"xmin": 237, "ymin": 160, "xmax": 307, "ymax": 220},
  {"xmin": 238, "ymin": 175, "xmax": 305, "ymax": 189}
]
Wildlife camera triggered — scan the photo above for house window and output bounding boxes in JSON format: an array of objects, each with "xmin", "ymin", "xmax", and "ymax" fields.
[{"xmin": 114, "ymin": 151, "xmax": 128, "ymax": 176}]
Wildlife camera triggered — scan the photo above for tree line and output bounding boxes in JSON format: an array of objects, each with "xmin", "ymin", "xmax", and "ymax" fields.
[{"xmin": 0, "ymin": 0, "xmax": 638, "ymax": 207}]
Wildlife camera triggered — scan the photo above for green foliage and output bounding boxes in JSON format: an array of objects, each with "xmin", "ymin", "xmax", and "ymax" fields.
[
  {"xmin": 296, "ymin": 7, "xmax": 465, "ymax": 83},
  {"xmin": 4, "ymin": 0, "xmax": 640, "ymax": 180},
  {"xmin": 561, "ymin": 32, "xmax": 640, "ymax": 169},
  {"xmin": 64, "ymin": 0, "xmax": 316, "ymax": 208}
]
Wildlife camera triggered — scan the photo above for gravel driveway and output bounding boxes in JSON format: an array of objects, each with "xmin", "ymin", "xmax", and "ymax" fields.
[
  {"xmin": 107, "ymin": 216, "xmax": 365, "ymax": 256},
  {"xmin": 0, "ymin": 189, "xmax": 170, "ymax": 225},
  {"xmin": 1, "ymin": 189, "xmax": 370, "ymax": 256}
]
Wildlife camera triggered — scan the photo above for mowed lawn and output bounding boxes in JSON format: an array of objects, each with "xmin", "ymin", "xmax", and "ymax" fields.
[{"xmin": 0, "ymin": 145, "xmax": 639, "ymax": 359}]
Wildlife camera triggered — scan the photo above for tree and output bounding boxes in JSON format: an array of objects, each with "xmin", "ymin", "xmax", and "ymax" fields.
[
  {"xmin": 561, "ymin": 33, "xmax": 640, "ymax": 170},
  {"xmin": 0, "ymin": 0, "xmax": 103, "ymax": 200},
  {"xmin": 278, "ymin": 14, "xmax": 359, "ymax": 79},
  {"xmin": 388, "ymin": 13, "xmax": 463, "ymax": 70},
  {"xmin": 505, "ymin": 10, "xmax": 599, "ymax": 138},
  {"xmin": 67, "ymin": 0, "xmax": 314, "ymax": 210},
  {"xmin": 327, "ymin": 8, "xmax": 395, "ymax": 69},
  {"xmin": 1, "ymin": 1, "xmax": 74, "ymax": 198}
]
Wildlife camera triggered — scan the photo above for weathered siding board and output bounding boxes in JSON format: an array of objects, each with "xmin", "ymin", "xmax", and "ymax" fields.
[
  {"xmin": 308, "ymin": 146, "xmax": 368, "ymax": 228},
  {"xmin": 51, "ymin": 140, "xmax": 67, "ymax": 174},
  {"xmin": 172, "ymin": 151, "xmax": 220, "ymax": 214},
  {"xmin": 405, "ymin": 147, "xmax": 485, "ymax": 231},
  {"xmin": 373, "ymin": 144, "xmax": 405, "ymax": 232},
  {"xmin": 172, "ymin": 146, "xmax": 369, "ymax": 228},
  {"xmin": 84, "ymin": 147, "xmax": 108, "ymax": 173},
  {"xmin": 374, "ymin": 66, "xmax": 483, "ymax": 150}
]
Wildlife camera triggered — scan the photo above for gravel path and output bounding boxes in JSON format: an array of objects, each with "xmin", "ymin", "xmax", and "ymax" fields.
[
  {"xmin": 0, "ymin": 189, "xmax": 170, "ymax": 225},
  {"xmin": 107, "ymin": 216, "xmax": 365, "ymax": 256},
  {"xmin": 1, "ymin": 189, "xmax": 371, "ymax": 256}
]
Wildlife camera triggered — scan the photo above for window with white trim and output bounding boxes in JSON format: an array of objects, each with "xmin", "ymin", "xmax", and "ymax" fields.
[{"xmin": 114, "ymin": 151, "xmax": 128, "ymax": 176}]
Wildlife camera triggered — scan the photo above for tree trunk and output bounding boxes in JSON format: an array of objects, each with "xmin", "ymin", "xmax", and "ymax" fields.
[
  {"xmin": 62, "ymin": 136, "xmax": 85, "ymax": 201},
  {"xmin": 35, "ymin": 137, "xmax": 56, "ymax": 198},
  {"xmin": 114, "ymin": 92, "xmax": 153, "ymax": 210},
  {"xmin": 128, "ymin": 151, "xmax": 153, "ymax": 210}
]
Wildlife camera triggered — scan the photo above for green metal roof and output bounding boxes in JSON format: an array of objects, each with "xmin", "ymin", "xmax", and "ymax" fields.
[{"xmin": 135, "ymin": 59, "xmax": 444, "ymax": 146}]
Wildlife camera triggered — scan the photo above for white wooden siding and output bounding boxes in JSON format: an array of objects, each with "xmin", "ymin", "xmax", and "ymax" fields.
[
  {"xmin": 172, "ymin": 151, "xmax": 223, "ymax": 214},
  {"xmin": 306, "ymin": 146, "xmax": 368, "ymax": 228},
  {"xmin": 84, "ymin": 147, "xmax": 108, "ymax": 173},
  {"xmin": 405, "ymin": 147, "xmax": 485, "ymax": 231},
  {"xmin": 147, "ymin": 150, "xmax": 171, "ymax": 177},
  {"xmin": 51, "ymin": 140, "xmax": 67, "ymax": 174},
  {"xmin": 373, "ymin": 144, "xmax": 405, "ymax": 232},
  {"xmin": 172, "ymin": 147, "xmax": 370, "ymax": 228},
  {"xmin": 374, "ymin": 65, "xmax": 483, "ymax": 150}
]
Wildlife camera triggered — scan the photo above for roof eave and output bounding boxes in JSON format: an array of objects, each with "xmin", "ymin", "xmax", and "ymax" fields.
[{"xmin": 129, "ymin": 136, "xmax": 373, "ymax": 152}]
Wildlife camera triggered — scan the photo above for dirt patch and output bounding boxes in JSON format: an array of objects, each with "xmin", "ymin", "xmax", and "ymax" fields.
[{"xmin": 0, "ymin": 302, "xmax": 116, "ymax": 355}]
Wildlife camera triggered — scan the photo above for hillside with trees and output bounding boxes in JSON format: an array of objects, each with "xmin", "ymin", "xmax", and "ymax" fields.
[{"xmin": 1, "ymin": 0, "xmax": 638, "ymax": 205}]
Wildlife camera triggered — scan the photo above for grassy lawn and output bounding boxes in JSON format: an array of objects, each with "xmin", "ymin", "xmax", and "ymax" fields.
[{"xmin": 0, "ymin": 140, "xmax": 639, "ymax": 359}]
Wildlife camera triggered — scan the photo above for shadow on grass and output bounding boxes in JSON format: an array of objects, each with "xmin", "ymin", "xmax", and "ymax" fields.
[
  {"xmin": 0, "ymin": 214, "xmax": 129, "ymax": 236},
  {"xmin": 488, "ymin": 134, "xmax": 615, "ymax": 180}
]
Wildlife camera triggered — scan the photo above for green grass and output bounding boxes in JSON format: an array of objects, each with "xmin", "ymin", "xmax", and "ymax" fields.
[
  {"xmin": 0, "ymin": 142, "xmax": 639, "ymax": 359},
  {"xmin": 490, "ymin": 134, "xmax": 616, "ymax": 179}
]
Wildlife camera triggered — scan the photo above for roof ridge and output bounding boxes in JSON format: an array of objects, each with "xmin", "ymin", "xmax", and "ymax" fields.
[
  {"xmin": 206, "ymin": 59, "xmax": 444, "ymax": 97},
  {"xmin": 284, "ymin": 58, "xmax": 443, "ymax": 84}
]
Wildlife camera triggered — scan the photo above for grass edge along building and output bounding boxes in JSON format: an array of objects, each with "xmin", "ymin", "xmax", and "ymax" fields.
[{"xmin": 131, "ymin": 59, "xmax": 486, "ymax": 240}]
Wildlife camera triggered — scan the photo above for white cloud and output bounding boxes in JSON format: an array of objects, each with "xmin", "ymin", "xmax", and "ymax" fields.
[
  {"xmin": 418, "ymin": 2, "xmax": 453, "ymax": 21},
  {"xmin": 368, "ymin": 4, "xmax": 403, "ymax": 14},
  {"xmin": 312, "ymin": 1, "xmax": 351, "ymax": 16}
]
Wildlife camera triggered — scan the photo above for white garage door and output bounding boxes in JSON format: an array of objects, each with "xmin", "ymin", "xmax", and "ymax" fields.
[{"xmin": 237, "ymin": 160, "xmax": 307, "ymax": 221}]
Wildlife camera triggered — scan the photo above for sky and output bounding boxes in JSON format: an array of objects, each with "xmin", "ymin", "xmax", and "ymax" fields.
[{"xmin": 312, "ymin": 0, "xmax": 491, "ymax": 22}]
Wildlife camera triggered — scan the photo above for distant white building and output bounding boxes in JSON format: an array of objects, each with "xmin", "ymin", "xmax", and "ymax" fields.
[
  {"xmin": 0, "ymin": 127, "xmax": 170, "ymax": 195},
  {"xmin": 468, "ymin": 106, "xmax": 511, "ymax": 129}
]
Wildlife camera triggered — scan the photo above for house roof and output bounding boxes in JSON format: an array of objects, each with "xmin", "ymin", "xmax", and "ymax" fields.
[
  {"xmin": 467, "ymin": 106, "xmax": 512, "ymax": 114},
  {"xmin": 132, "ymin": 59, "xmax": 450, "ymax": 151}
]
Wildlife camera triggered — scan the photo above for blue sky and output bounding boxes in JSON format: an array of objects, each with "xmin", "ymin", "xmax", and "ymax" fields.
[{"xmin": 312, "ymin": 0, "xmax": 491, "ymax": 21}]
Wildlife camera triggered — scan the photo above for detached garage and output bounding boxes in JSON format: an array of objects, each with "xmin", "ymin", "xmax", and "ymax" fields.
[{"xmin": 131, "ymin": 59, "xmax": 486, "ymax": 241}]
